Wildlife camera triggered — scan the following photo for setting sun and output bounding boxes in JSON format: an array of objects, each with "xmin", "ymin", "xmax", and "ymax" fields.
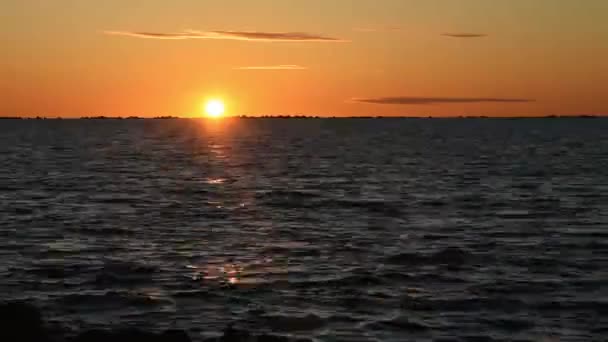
[{"xmin": 204, "ymin": 99, "xmax": 225, "ymax": 118}]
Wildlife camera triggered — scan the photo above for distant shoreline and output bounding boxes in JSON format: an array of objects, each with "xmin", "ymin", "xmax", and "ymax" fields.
[{"xmin": 0, "ymin": 115, "xmax": 605, "ymax": 120}]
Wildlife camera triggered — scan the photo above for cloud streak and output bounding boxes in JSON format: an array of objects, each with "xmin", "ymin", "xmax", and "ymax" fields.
[
  {"xmin": 442, "ymin": 33, "xmax": 487, "ymax": 38},
  {"xmin": 104, "ymin": 30, "xmax": 345, "ymax": 42},
  {"xmin": 355, "ymin": 96, "xmax": 534, "ymax": 105},
  {"xmin": 235, "ymin": 65, "xmax": 307, "ymax": 70},
  {"xmin": 353, "ymin": 26, "xmax": 402, "ymax": 32}
]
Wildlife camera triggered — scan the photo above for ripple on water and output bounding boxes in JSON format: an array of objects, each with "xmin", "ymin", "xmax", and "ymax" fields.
[
  {"xmin": 385, "ymin": 247, "xmax": 473, "ymax": 268},
  {"xmin": 263, "ymin": 313, "xmax": 327, "ymax": 332}
]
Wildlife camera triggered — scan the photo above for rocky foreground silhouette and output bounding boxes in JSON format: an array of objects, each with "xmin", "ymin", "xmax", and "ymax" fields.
[{"xmin": 0, "ymin": 302, "xmax": 312, "ymax": 342}]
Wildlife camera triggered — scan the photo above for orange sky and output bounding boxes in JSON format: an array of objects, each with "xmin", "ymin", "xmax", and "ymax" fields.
[{"xmin": 2, "ymin": 0, "xmax": 608, "ymax": 117}]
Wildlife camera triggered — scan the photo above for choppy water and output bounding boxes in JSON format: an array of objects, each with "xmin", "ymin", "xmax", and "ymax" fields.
[{"xmin": 1, "ymin": 118, "xmax": 607, "ymax": 341}]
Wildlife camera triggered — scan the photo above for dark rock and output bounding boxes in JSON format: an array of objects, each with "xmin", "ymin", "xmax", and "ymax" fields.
[
  {"xmin": 72, "ymin": 329, "xmax": 113, "ymax": 342},
  {"xmin": 0, "ymin": 303, "xmax": 193, "ymax": 342},
  {"xmin": 72, "ymin": 328, "xmax": 192, "ymax": 342},
  {"xmin": 160, "ymin": 329, "xmax": 192, "ymax": 342},
  {"xmin": 463, "ymin": 336, "xmax": 496, "ymax": 342},
  {"xmin": 114, "ymin": 328, "xmax": 158, "ymax": 342},
  {"xmin": 215, "ymin": 325, "xmax": 306, "ymax": 342},
  {"xmin": 256, "ymin": 334, "xmax": 290, "ymax": 342},
  {"xmin": 0, "ymin": 304, "xmax": 312, "ymax": 342},
  {"xmin": 0, "ymin": 302, "xmax": 49, "ymax": 342},
  {"xmin": 462, "ymin": 335, "xmax": 496, "ymax": 342}
]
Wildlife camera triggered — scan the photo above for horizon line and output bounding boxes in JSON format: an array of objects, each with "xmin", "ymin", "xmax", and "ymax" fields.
[{"xmin": 1, "ymin": 114, "xmax": 606, "ymax": 120}]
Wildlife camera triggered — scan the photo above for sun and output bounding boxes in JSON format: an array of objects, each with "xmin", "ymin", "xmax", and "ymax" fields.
[{"xmin": 204, "ymin": 99, "xmax": 225, "ymax": 118}]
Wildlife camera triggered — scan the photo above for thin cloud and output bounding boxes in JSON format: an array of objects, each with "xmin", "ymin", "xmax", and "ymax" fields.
[
  {"xmin": 354, "ymin": 26, "xmax": 402, "ymax": 32},
  {"xmin": 442, "ymin": 33, "xmax": 487, "ymax": 38},
  {"xmin": 103, "ymin": 31, "xmax": 196, "ymax": 40},
  {"xmin": 104, "ymin": 30, "xmax": 346, "ymax": 42},
  {"xmin": 235, "ymin": 65, "xmax": 307, "ymax": 70},
  {"xmin": 355, "ymin": 96, "xmax": 534, "ymax": 105},
  {"xmin": 212, "ymin": 30, "xmax": 344, "ymax": 42}
]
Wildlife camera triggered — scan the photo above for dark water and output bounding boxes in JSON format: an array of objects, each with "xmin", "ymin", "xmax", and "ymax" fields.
[{"xmin": 1, "ymin": 118, "xmax": 607, "ymax": 341}]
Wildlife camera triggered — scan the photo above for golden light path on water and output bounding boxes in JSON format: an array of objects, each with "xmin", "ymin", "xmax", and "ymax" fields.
[
  {"xmin": 182, "ymin": 118, "xmax": 291, "ymax": 287},
  {"xmin": 186, "ymin": 258, "xmax": 286, "ymax": 286}
]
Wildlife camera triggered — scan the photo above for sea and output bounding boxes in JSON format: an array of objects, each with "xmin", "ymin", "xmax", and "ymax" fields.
[{"xmin": 1, "ymin": 118, "xmax": 606, "ymax": 341}]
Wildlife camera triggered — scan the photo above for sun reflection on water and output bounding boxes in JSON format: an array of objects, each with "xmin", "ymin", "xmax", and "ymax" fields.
[{"xmin": 187, "ymin": 256, "xmax": 287, "ymax": 286}]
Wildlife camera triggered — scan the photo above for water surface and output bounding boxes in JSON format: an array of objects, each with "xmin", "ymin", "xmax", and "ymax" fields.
[{"xmin": 1, "ymin": 118, "xmax": 607, "ymax": 341}]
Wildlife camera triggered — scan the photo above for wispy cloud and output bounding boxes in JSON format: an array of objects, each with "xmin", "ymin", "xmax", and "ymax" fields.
[
  {"xmin": 234, "ymin": 65, "xmax": 307, "ymax": 70},
  {"xmin": 103, "ymin": 31, "xmax": 192, "ymax": 40},
  {"xmin": 442, "ymin": 33, "xmax": 487, "ymax": 38},
  {"xmin": 104, "ymin": 30, "xmax": 346, "ymax": 42},
  {"xmin": 354, "ymin": 96, "xmax": 534, "ymax": 105},
  {"xmin": 353, "ymin": 26, "xmax": 402, "ymax": 32}
]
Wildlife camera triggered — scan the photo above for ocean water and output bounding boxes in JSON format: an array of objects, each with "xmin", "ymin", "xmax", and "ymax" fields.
[{"xmin": 1, "ymin": 118, "xmax": 607, "ymax": 341}]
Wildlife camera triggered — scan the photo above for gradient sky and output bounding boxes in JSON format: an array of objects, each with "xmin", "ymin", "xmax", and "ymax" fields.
[{"xmin": 2, "ymin": 0, "xmax": 608, "ymax": 117}]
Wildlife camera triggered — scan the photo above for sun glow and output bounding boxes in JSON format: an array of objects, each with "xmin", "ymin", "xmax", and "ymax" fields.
[{"xmin": 204, "ymin": 99, "xmax": 225, "ymax": 118}]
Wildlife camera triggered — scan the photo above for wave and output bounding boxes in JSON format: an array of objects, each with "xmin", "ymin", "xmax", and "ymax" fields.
[
  {"xmin": 288, "ymin": 273, "xmax": 386, "ymax": 289},
  {"xmin": 94, "ymin": 261, "xmax": 160, "ymax": 285},
  {"xmin": 533, "ymin": 300, "xmax": 608, "ymax": 315},
  {"xmin": 262, "ymin": 313, "xmax": 326, "ymax": 332},
  {"xmin": 401, "ymin": 296, "xmax": 526, "ymax": 313},
  {"xmin": 366, "ymin": 316, "xmax": 429, "ymax": 332},
  {"xmin": 255, "ymin": 190, "xmax": 403, "ymax": 215},
  {"xmin": 59, "ymin": 290, "xmax": 174, "ymax": 308},
  {"xmin": 481, "ymin": 317, "xmax": 535, "ymax": 332},
  {"xmin": 66, "ymin": 226, "xmax": 135, "ymax": 236},
  {"xmin": 385, "ymin": 247, "xmax": 473, "ymax": 267}
]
